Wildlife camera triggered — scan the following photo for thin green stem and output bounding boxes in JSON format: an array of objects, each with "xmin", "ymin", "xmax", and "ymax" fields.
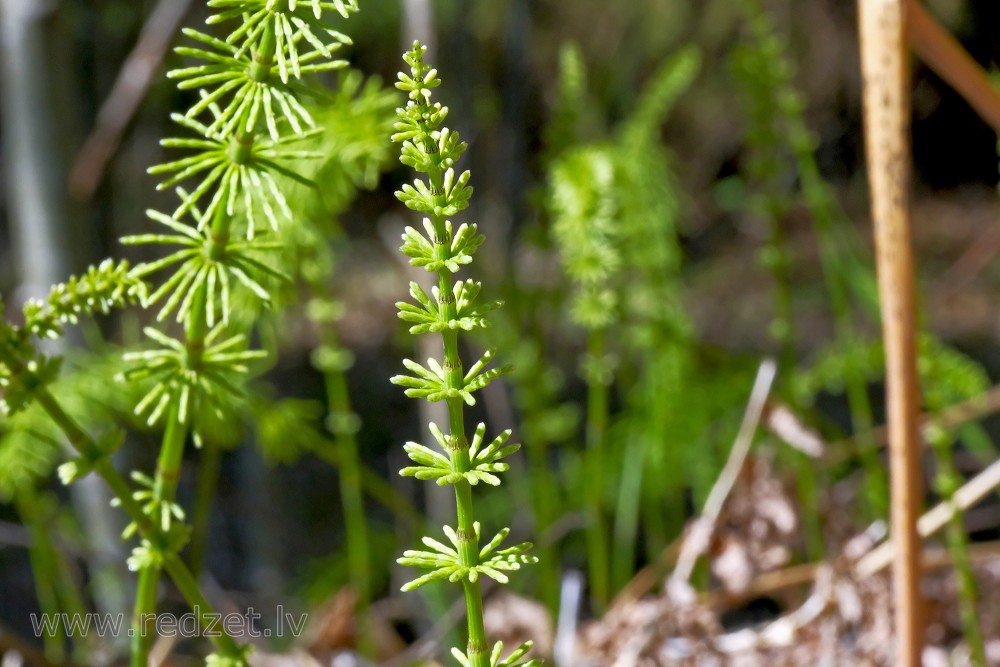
[
  {"xmin": 584, "ymin": 328, "xmax": 610, "ymax": 611},
  {"xmin": 929, "ymin": 430, "xmax": 986, "ymax": 665},
  {"xmin": 131, "ymin": 276, "xmax": 205, "ymax": 666},
  {"xmin": 325, "ymin": 364, "xmax": 373, "ymax": 650},
  {"xmin": 22, "ymin": 383, "xmax": 244, "ymax": 660},
  {"xmin": 611, "ymin": 433, "xmax": 645, "ymax": 593},
  {"xmin": 525, "ymin": 431, "xmax": 560, "ymax": 609},
  {"xmin": 132, "ymin": 398, "xmax": 188, "ymax": 667},
  {"xmin": 189, "ymin": 440, "xmax": 223, "ymax": 575},
  {"xmin": 131, "ymin": 567, "xmax": 159, "ymax": 666},
  {"xmin": 437, "ymin": 224, "xmax": 489, "ymax": 667},
  {"xmin": 307, "ymin": 439, "xmax": 423, "ymax": 526},
  {"xmin": 421, "ymin": 153, "xmax": 489, "ymax": 665},
  {"xmin": 738, "ymin": 0, "xmax": 887, "ymax": 519},
  {"xmin": 392, "ymin": 46, "xmax": 536, "ymax": 665},
  {"xmin": 789, "ymin": 83, "xmax": 885, "ymax": 520},
  {"xmin": 327, "ymin": 368, "xmax": 369, "ymax": 600},
  {"xmin": 17, "ymin": 492, "xmax": 66, "ymax": 663}
]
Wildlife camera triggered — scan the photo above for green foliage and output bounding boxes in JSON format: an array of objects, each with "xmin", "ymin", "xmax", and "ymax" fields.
[
  {"xmin": 206, "ymin": 0, "xmax": 358, "ymax": 81},
  {"xmin": 391, "ymin": 41, "xmax": 538, "ymax": 667},
  {"xmin": 0, "ymin": 262, "xmax": 146, "ymax": 419},
  {"xmin": 22, "ymin": 260, "xmax": 148, "ymax": 341},
  {"xmin": 119, "ymin": 326, "xmax": 266, "ymax": 426},
  {"xmin": 398, "ymin": 522, "xmax": 535, "ymax": 591},
  {"xmin": 0, "ymin": 410, "xmax": 62, "ymax": 500},
  {"xmin": 0, "ymin": 2, "xmax": 371, "ymax": 665},
  {"xmin": 542, "ymin": 44, "xmax": 706, "ymax": 603},
  {"xmin": 452, "ymin": 640, "xmax": 541, "ymax": 667},
  {"xmin": 400, "ymin": 422, "xmax": 520, "ymax": 486},
  {"xmin": 150, "ymin": 114, "xmax": 320, "ymax": 236},
  {"xmin": 548, "ymin": 47, "xmax": 698, "ymax": 334}
]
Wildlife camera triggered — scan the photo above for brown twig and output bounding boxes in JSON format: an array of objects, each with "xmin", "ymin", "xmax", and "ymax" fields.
[
  {"xmin": 858, "ymin": 0, "xmax": 923, "ymax": 663},
  {"xmin": 906, "ymin": 0, "xmax": 1000, "ymax": 134},
  {"xmin": 68, "ymin": 0, "xmax": 195, "ymax": 201}
]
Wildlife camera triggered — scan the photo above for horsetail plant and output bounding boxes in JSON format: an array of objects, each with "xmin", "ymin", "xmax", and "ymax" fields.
[
  {"xmin": 0, "ymin": 264, "xmax": 248, "ymax": 665},
  {"xmin": 390, "ymin": 42, "xmax": 541, "ymax": 667},
  {"xmin": 4, "ymin": 1, "xmax": 365, "ymax": 665},
  {"xmin": 118, "ymin": 2, "xmax": 362, "ymax": 664}
]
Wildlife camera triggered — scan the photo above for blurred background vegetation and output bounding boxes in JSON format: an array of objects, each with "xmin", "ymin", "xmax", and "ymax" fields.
[{"xmin": 2, "ymin": 0, "xmax": 1000, "ymax": 664}]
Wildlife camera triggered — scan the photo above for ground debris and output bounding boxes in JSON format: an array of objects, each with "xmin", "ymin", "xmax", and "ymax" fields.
[{"xmin": 577, "ymin": 456, "xmax": 1000, "ymax": 666}]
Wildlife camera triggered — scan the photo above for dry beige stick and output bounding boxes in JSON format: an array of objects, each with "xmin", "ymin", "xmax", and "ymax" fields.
[
  {"xmin": 906, "ymin": 0, "xmax": 1000, "ymax": 134},
  {"xmin": 858, "ymin": 0, "xmax": 923, "ymax": 664},
  {"xmin": 667, "ymin": 359, "xmax": 777, "ymax": 597},
  {"xmin": 857, "ymin": 456, "xmax": 1000, "ymax": 576},
  {"xmin": 703, "ymin": 540, "xmax": 1000, "ymax": 612}
]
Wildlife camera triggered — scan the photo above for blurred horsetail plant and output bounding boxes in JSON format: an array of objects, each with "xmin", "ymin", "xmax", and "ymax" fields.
[
  {"xmin": 546, "ymin": 45, "xmax": 700, "ymax": 608},
  {"xmin": 390, "ymin": 42, "xmax": 541, "ymax": 667},
  {"xmin": 1, "ymin": 1, "xmax": 364, "ymax": 665}
]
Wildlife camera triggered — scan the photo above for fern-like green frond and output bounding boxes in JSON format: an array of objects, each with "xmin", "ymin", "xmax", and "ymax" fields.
[
  {"xmin": 22, "ymin": 260, "xmax": 148, "ymax": 341},
  {"xmin": 207, "ymin": 0, "xmax": 357, "ymax": 83},
  {"xmin": 151, "ymin": 112, "xmax": 320, "ymax": 234},
  {"xmin": 123, "ymin": 208, "xmax": 288, "ymax": 326},
  {"xmin": 118, "ymin": 326, "xmax": 266, "ymax": 427},
  {"xmin": 169, "ymin": 28, "xmax": 344, "ymax": 141}
]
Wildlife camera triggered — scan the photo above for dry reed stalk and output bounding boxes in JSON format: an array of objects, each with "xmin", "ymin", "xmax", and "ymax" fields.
[{"xmin": 858, "ymin": 0, "xmax": 923, "ymax": 663}]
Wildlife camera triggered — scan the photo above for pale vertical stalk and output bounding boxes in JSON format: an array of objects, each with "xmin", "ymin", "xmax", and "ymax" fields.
[{"xmin": 858, "ymin": 1, "xmax": 923, "ymax": 664}]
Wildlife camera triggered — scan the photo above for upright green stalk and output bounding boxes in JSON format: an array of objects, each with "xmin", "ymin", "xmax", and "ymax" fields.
[
  {"xmin": 18, "ymin": 490, "xmax": 87, "ymax": 663},
  {"xmin": 111, "ymin": 2, "xmax": 361, "ymax": 663},
  {"xmin": 325, "ymin": 360, "xmax": 371, "ymax": 609},
  {"xmin": 734, "ymin": 0, "xmax": 886, "ymax": 523},
  {"xmin": 927, "ymin": 427, "xmax": 985, "ymax": 665},
  {"xmin": 189, "ymin": 439, "xmax": 222, "ymax": 574},
  {"xmin": 0, "ymin": 334, "xmax": 248, "ymax": 663},
  {"xmin": 132, "ymin": 399, "xmax": 189, "ymax": 666},
  {"xmin": 583, "ymin": 329, "xmax": 610, "ymax": 609},
  {"xmin": 390, "ymin": 42, "xmax": 540, "ymax": 667}
]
